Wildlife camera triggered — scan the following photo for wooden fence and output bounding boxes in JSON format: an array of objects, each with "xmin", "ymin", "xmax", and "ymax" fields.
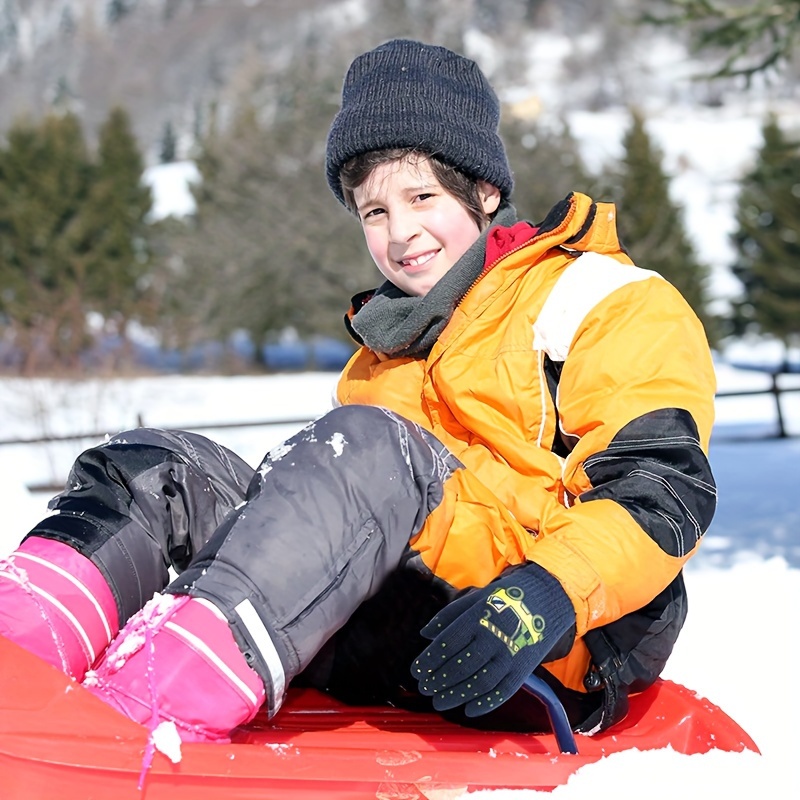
[
  {"xmin": 2, "ymin": 379, "xmax": 798, "ymax": 449},
  {"xmin": 2, "ymin": 375, "xmax": 797, "ymax": 494},
  {"xmin": 715, "ymin": 371, "xmax": 799, "ymax": 439}
]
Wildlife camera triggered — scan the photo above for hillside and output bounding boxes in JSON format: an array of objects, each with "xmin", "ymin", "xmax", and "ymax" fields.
[
  {"xmin": 0, "ymin": 0, "xmax": 349, "ymax": 158},
  {"xmin": 3, "ymin": 2, "xmax": 798, "ymax": 161},
  {"xmin": 4, "ymin": 0, "xmax": 791, "ymax": 160}
]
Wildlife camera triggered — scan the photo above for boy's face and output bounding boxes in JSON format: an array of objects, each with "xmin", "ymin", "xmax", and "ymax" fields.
[{"xmin": 352, "ymin": 156, "xmax": 500, "ymax": 297}]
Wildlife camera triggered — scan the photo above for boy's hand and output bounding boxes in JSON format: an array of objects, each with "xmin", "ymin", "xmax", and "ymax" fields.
[{"xmin": 411, "ymin": 563, "xmax": 575, "ymax": 717}]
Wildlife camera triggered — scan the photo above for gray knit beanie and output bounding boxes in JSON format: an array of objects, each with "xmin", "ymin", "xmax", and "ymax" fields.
[{"xmin": 325, "ymin": 39, "xmax": 514, "ymax": 205}]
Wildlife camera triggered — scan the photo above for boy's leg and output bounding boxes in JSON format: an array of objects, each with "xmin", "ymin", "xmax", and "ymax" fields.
[
  {"xmin": 0, "ymin": 537, "xmax": 119, "ymax": 678},
  {"xmin": 0, "ymin": 428, "xmax": 253, "ymax": 679},
  {"xmin": 174, "ymin": 405, "xmax": 462, "ymax": 716},
  {"xmin": 86, "ymin": 405, "xmax": 462, "ymax": 738},
  {"xmin": 83, "ymin": 593, "xmax": 266, "ymax": 742},
  {"xmin": 30, "ymin": 427, "xmax": 253, "ymax": 624}
]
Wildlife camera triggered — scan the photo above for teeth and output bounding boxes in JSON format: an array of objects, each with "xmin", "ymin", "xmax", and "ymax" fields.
[{"xmin": 401, "ymin": 252, "xmax": 435, "ymax": 268}]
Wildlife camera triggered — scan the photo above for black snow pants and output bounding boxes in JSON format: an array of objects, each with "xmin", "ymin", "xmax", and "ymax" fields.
[{"xmin": 25, "ymin": 405, "xmax": 462, "ymax": 716}]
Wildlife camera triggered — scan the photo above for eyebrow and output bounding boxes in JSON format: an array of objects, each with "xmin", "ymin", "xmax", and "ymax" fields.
[{"xmin": 355, "ymin": 182, "xmax": 436, "ymax": 211}]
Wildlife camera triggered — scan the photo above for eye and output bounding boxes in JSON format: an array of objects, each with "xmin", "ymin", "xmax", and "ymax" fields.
[
  {"xmin": 415, "ymin": 192, "xmax": 435, "ymax": 202},
  {"xmin": 361, "ymin": 207, "xmax": 385, "ymax": 221}
]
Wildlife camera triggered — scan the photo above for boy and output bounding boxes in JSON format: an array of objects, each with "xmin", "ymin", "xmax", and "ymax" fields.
[{"xmin": 0, "ymin": 39, "xmax": 716, "ymax": 742}]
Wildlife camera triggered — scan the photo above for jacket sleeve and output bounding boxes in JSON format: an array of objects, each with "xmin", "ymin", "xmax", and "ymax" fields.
[{"xmin": 524, "ymin": 255, "xmax": 717, "ymax": 636}]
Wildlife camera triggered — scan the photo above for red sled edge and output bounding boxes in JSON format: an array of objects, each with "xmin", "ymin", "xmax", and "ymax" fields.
[{"xmin": 0, "ymin": 634, "xmax": 759, "ymax": 799}]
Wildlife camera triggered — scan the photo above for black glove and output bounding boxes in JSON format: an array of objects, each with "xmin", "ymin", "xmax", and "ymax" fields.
[{"xmin": 411, "ymin": 562, "xmax": 575, "ymax": 717}]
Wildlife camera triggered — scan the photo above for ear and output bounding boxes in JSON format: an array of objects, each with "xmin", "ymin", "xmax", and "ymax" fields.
[{"xmin": 477, "ymin": 181, "xmax": 502, "ymax": 216}]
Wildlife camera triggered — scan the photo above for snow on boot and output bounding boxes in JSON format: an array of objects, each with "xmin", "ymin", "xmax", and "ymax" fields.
[
  {"xmin": 83, "ymin": 593, "xmax": 266, "ymax": 744},
  {"xmin": 0, "ymin": 537, "xmax": 119, "ymax": 680}
]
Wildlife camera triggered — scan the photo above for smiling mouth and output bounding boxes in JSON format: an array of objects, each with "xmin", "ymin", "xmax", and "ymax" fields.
[{"xmin": 398, "ymin": 251, "xmax": 438, "ymax": 271}]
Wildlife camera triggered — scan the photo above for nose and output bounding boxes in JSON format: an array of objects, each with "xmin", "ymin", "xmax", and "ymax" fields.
[{"xmin": 388, "ymin": 207, "xmax": 420, "ymax": 244}]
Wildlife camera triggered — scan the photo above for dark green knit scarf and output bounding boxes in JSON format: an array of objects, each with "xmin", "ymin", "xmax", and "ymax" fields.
[{"xmin": 350, "ymin": 202, "xmax": 518, "ymax": 358}]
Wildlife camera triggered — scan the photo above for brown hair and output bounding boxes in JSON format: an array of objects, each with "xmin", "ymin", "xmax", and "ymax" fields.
[{"xmin": 339, "ymin": 148, "xmax": 495, "ymax": 230}]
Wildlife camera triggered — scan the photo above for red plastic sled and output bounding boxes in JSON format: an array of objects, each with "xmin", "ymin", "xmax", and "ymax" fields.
[{"xmin": 0, "ymin": 634, "xmax": 758, "ymax": 799}]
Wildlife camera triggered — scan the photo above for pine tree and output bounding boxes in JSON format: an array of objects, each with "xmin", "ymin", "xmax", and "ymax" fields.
[
  {"xmin": 642, "ymin": 0, "xmax": 800, "ymax": 80},
  {"xmin": 107, "ymin": 0, "xmax": 132, "ymax": 25},
  {"xmin": 0, "ymin": 112, "xmax": 94, "ymax": 372},
  {"xmin": 83, "ymin": 106, "xmax": 153, "ymax": 344},
  {"xmin": 610, "ymin": 109, "xmax": 716, "ymax": 342},
  {"xmin": 160, "ymin": 120, "xmax": 177, "ymax": 164},
  {"xmin": 730, "ymin": 115, "xmax": 800, "ymax": 351}
]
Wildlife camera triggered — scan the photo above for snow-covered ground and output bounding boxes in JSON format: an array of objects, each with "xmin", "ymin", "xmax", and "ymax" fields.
[{"xmin": 0, "ymin": 367, "xmax": 798, "ymax": 799}]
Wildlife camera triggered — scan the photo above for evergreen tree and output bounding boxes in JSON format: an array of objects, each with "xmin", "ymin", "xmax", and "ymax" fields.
[
  {"xmin": 0, "ymin": 112, "xmax": 94, "ymax": 372},
  {"xmin": 107, "ymin": 0, "xmax": 132, "ymax": 25},
  {"xmin": 84, "ymin": 106, "xmax": 154, "ymax": 342},
  {"xmin": 730, "ymin": 115, "xmax": 800, "ymax": 350},
  {"xmin": 642, "ymin": 0, "xmax": 800, "ymax": 80},
  {"xmin": 160, "ymin": 120, "xmax": 177, "ymax": 164},
  {"xmin": 608, "ymin": 109, "xmax": 716, "ymax": 342}
]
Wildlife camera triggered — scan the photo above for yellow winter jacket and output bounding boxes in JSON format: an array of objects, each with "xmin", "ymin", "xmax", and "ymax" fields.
[{"xmin": 336, "ymin": 193, "xmax": 716, "ymax": 694}]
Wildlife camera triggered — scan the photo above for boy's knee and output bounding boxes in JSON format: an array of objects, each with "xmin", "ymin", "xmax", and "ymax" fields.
[
  {"xmin": 317, "ymin": 404, "xmax": 442, "ymax": 454},
  {"xmin": 317, "ymin": 404, "xmax": 395, "ymax": 433}
]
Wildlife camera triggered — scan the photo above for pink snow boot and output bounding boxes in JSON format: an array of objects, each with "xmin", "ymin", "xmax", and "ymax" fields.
[
  {"xmin": 83, "ymin": 593, "xmax": 266, "ymax": 743},
  {"xmin": 0, "ymin": 537, "xmax": 120, "ymax": 679}
]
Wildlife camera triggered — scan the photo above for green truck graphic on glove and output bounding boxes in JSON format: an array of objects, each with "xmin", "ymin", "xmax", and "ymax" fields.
[{"xmin": 480, "ymin": 586, "xmax": 546, "ymax": 655}]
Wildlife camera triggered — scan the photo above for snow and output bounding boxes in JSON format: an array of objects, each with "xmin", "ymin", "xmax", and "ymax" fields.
[
  {"xmin": 327, "ymin": 431, "xmax": 347, "ymax": 457},
  {"xmin": 151, "ymin": 720, "xmax": 182, "ymax": 764},
  {"xmin": 142, "ymin": 160, "xmax": 200, "ymax": 222},
  {"xmin": 0, "ymin": 367, "xmax": 798, "ymax": 798}
]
